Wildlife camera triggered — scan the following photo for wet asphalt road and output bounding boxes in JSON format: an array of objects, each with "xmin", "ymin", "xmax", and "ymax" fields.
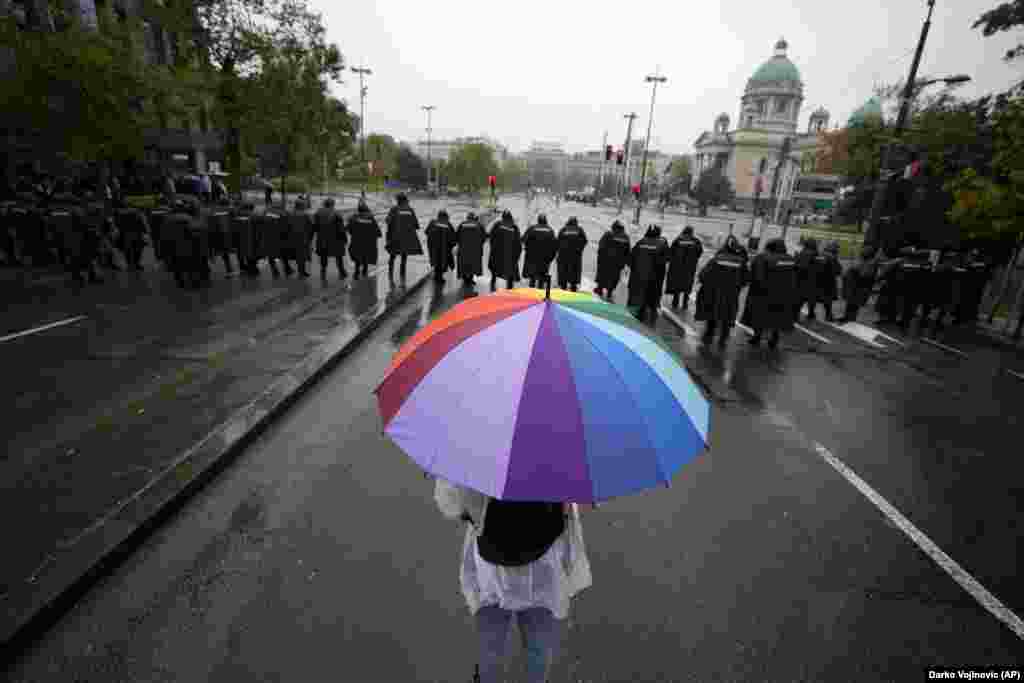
[{"xmin": 7, "ymin": 261, "xmax": 1023, "ymax": 681}]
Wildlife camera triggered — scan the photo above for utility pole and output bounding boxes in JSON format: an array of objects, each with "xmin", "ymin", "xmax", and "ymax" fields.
[
  {"xmin": 421, "ymin": 105, "xmax": 435, "ymax": 192},
  {"xmin": 618, "ymin": 113, "xmax": 637, "ymax": 214},
  {"xmin": 863, "ymin": 0, "xmax": 934, "ymax": 249},
  {"xmin": 596, "ymin": 130, "xmax": 607, "ymax": 205},
  {"xmin": 351, "ymin": 65, "xmax": 372, "ymax": 196},
  {"xmin": 635, "ymin": 73, "xmax": 667, "ymax": 225},
  {"xmin": 769, "ymin": 136, "xmax": 793, "ymax": 241}
]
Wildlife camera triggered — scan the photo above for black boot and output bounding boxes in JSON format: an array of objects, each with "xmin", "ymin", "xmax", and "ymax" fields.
[
  {"xmin": 672, "ymin": 293, "xmax": 680, "ymax": 308},
  {"xmin": 768, "ymin": 331, "xmax": 780, "ymax": 349},
  {"xmin": 490, "ymin": 275, "xmax": 497, "ymax": 292}
]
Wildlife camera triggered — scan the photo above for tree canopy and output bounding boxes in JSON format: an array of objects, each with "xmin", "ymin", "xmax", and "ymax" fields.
[
  {"xmin": 693, "ymin": 168, "xmax": 735, "ymax": 211},
  {"xmin": 448, "ymin": 143, "xmax": 498, "ymax": 192},
  {"xmin": 395, "ymin": 144, "xmax": 427, "ymax": 187}
]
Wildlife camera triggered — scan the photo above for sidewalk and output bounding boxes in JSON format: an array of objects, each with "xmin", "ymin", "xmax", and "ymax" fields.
[{"xmin": 0, "ymin": 250, "xmax": 432, "ymax": 650}]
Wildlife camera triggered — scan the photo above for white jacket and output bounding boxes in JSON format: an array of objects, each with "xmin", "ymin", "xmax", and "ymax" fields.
[{"xmin": 434, "ymin": 478, "xmax": 592, "ymax": 620}]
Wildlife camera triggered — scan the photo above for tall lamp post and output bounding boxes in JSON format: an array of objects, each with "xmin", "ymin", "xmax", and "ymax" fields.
[
  {"xmin": 421, "ymin": 105, "xmax": 435, "ymax": 192},
  {"xmin": 634, "ymin": 73, "xmax": 667, "ymax": 225},
  {"xmin": 863, "ymin": 0, "xmax": 971, "ymax": 247},
  {"xmin": 351, "ymin": 65, "xmax": 372, "ymax": 195}
]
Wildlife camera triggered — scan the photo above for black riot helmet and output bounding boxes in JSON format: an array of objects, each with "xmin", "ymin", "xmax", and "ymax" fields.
[
  {"xmin": 438, "ymin": 209, "xmax": 449, "ymax": 221},
  {"xmin": 465, "ymin": 211, "xmax": 477, "ymax": 221},
  {"xmin": 502, "ymin": 209, "xmax": 513, "ymax": 222},
  {"xmin": 395, "ymin": 193, "xmax": 408, "ymax": 204},
  {"xmin": 537, "ymin": 213, "xmax": 547, "ymax": 225},
  {"xmin": 765, "ymin": 237, "xmax": 787, "ymax": 254},
  {"xmin": 644, "ymin": 225, "xmax": 658, "ymax": 239},
  {"xmin": 682, "ymin": 225, "xmax": 695, "ymax": 236},
  {"xmin": 567, "ymin": 216, "xmax": 579, "ymax": 226},
  {"xmin": 611, "ymin": 220, "xmax": 625, "ymax": 232},
  {"xmin": 357, "ymin": 199, "xmax": 369, "ymax": 213}
]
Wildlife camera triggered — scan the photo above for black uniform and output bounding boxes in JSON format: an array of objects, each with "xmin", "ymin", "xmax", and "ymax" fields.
[
  {"xmin": 385, "ymin": 200, "xmax": 424, "ymax": 280},
  {"xmin": 207, "ymin": 208, "xmax": 233, "ymax": 274},
  {"xmin": 556, "ymin": 220, "xmax": 587, "ymax": 291},
  {"xmin": 795, "ymin": 243, "xmax": 821, "ymax": 320},
  {"xmin": 116, "ymin": 207, "xmax": 150, "ymax": 270},
  {"xmin": 487, "ymin": 216, "xmax": 522, "ymax": 290},
  {"xmin": 743, "ymin": 243, "xmax": 797, "ymax": 347},
  {"xmin": 594, "ymin": 225, "xmax": 630, "ymax": 300},
  {"xmin": 897, "ymin": 251, "xmax": 932, "ymax": 330},
  {"xmin": 627, "ymin": 234, "xmax": 669, "ymax": 322},
  {"xmin": 283, "ymin": 207, "xmax": 312, "ymax": 277},
  {"xmin": 232, "ymin": 205, "xmax": 259, "ymax": 276},
  {"xmin": 840, "ymin": 255, "xmax": 878, "ymax": 323},
  {"xmin": 312, "ymin": 204, "xmax": 348, "ymax": 280},
  {"xmin": 812, "ymin": 251, "xmax": 842, "ymax": 321},
  {"xmin": 347, "ymin": 209, "xmax": 382, "ymax": 279},
  {"xmin": 664, "ymin": 232, "xmax": 703, "ymax": 309},
  {"xmin": 149, "ymin": 207, "xmax": 170, "ymax": 262},
  {"xmin": 162, "ymin": 208, "xmax": 193, "ymax": 288},
  {"xmin": 521, "ymin": 221, "xmax": 558, "ymax": 288},
  {"xmin": 921, "ymin": 253, "xmax": 958, "ymax": 331},
  {"xmin": 874, "ymin": 251, "xmax": 907, "ymax": 324},
  {"xmin": 956, "ymin": 256, "xmax": 992, "ymax": 325},
  {"xmin": 425, "ymin": 217, "xmax": 457, "ymax": 283},
  {"xmin": 455, "ymin": 217, "xmax": 487, "ymax": 286},
  {"xmin": 695, "ymin": 245, "xmax": 748, "ymax": 345}
]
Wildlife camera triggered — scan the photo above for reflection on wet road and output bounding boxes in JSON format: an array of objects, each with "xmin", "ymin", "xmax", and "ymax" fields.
[{"xmin": 8, "ymin": 255, "xmax": 1023, "ymax": 681}]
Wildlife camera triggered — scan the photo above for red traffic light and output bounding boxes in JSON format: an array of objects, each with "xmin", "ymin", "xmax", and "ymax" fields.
[
  {"xmin": 615, "ymin": 150, "xmax": 624, "ymax": 165},
  {"xmin": 605, "ymin": 145, "xmax": 613, "ymax": 162},
  {"xmin": 488, "ymin": 175, "xmax": 496, "ymax": 188},
  {"xmin": 632, "ymin": 184, "xmax": 641, "ymax": 197}
]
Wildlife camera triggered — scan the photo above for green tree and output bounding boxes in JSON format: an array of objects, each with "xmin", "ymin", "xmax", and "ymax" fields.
[
  {"xmin": 366, "ymin": 133, "xmax": 399, "ymax": 181},
  {"xmin": 693, "ymin": 168, "xmax": 735, "ymax": 213},
  {"xmin": 448, "ymin": 142, "xmax": 498, "ymax": 192},
  {"xmin": 973, "ymin": 0, "xmax": 1024, "ymax": 64}
]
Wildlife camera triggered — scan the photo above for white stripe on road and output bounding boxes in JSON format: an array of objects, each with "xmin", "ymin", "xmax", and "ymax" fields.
[
  {"xmin": 794, "ymin": 323, "xmax": 832, "ymax": 344},
  {"xmin": 921, "ymin": 337, "xmax": 968, "ymax": 358},
  {"xmin": 0, "ymin": 315, "xmax": 87, "ymax": 343},
  {"xmin": 659, "ymin": 306, "xmax": 700, "ymax": 337},
  {"xmin": 1007, "ymin": 369, "xmax": 1024, "ymax": 382},
  {"xmin": 865, "ymin": 325, "xmax": 906, "ymax": 346},
  {"xmin": 735, "ymin": 322, "xmax": 755, "ymax": 336},
  {"xmin": 811, "ymin": 439, "xmax": 1024, "ymax": 641},
  {"xmin": 819, "ymin": 321, "xmax": 884, "ymax": 350}
]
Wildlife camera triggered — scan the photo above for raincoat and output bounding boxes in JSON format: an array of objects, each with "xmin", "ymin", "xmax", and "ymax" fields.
[
  {"xmin": 743, "ymin": 251, "xmax": 797, "ymax": 332},
  {"xmin": 434, "ymin": 479, "xmax": 592, "ymax": 620},
  {"xmin": 664, "ymin": 234, "xmax": 703, "ymax": 295},
  {"xmin": 385, "ymin": 204, "xmax": 424, "ymax": 256},
  {"xmin": 284, "ymin": 209, "xmax": 313, "ymax": 264},
  {"xmin": 694, "ymin": 249, "xmax": 748, "ymax": 323},
  {"xmin": 556, "ymin": 222, "xmax": 588, "ymax": 287},
  {"xmin": 456, "ymin": 219, "xmax": 487, "ymax": 278},
  {"xmin": 626, "ymin": 236, "xmax": 669, "ymax": 308},
  {"xmin": 520, "ymin": 223, "xmax": 558, "ymax": 281},
  {"xmin": 312, "ymin": 207, "xmax": 347, "ymax": 257},
  {"xmin": 426, "ymin": 219, "xmax": 457, "ymax": 273},
  {"xmin": 232, "ymin": 210, "xmax": 257, "ymax": 262},
  {"xmin": 347, "ymin": 211, "xmax": 382, "ymax": 265},
  {"xmin": 487, "ymin": 218, "xmax": 522, "ymax": 282},
  {"xmin": 841, "ymin": 256, "xmax": 877, "ymax": 309},
  {"xmin": 594, "ymin": 229, "xmax": 631, "ymax": 293}
]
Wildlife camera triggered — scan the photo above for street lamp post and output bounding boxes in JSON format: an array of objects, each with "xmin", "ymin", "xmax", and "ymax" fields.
[
  {"xmin": 351, "ymin": 65, "xmax": 372, "ymax": 196},
  {"xmin": 422, "ymin": 105, "xmax": 435, "ymax": 192},
  {"xmin": 618, "ymin": 113, "xmax": 637, "ymax": 214},
  {"xmin": 635, "ymin": 73, "xmax": 667, "ymax": 225},
  {"xmin": 863, "ymin": 0, "xmax": 971, "ymax": 248}
]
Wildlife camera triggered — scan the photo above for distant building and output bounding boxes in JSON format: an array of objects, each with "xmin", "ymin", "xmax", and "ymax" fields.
[
  {"xmin": 414, "ymin": 136, "xmax": 508, "ymax": 164},
  {"xmin": 692, "ymin": 38, "xmax": 838, "ymax": 214}
]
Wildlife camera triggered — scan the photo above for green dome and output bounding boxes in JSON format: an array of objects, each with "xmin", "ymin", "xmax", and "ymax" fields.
[
  {"xmin": 750, "ymin": 57, "xmax": 801, "ymax": 84},
  {"xmin": 749, "ymin": 39, "xmax": 801, "ymax": 85},
  {"xmin": 848, "ymin": 96, "xmax": 883, "ymax": 126}
]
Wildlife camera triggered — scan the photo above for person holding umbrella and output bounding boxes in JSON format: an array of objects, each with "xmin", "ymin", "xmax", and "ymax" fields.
[{"xmin": 377, "ymin": 286, "xmax": 710, "ymax": 683}]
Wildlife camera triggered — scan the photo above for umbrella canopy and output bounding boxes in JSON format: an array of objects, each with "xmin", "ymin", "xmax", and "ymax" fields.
[{"xmin": 375, "ymin": 288, "xmax": 710, "ymax": 503}]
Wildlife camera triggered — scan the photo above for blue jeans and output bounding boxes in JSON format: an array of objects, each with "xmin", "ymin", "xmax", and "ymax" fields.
[{"xmin": 475, "ymin": 606, "xmax": 559, "ymax": 683}]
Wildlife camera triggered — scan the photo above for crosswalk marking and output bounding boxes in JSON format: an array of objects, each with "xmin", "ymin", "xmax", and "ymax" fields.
[
  {"xmin": 0, "ymin": 315, "xmax": 87, "ymax": 343},
  {"xmin": 823, "ymin": 321, "xmax": 886, "ymax": 349},
  {"xmin": 794, "ymin": 323, "xmax": 832, "ymax": 344}
]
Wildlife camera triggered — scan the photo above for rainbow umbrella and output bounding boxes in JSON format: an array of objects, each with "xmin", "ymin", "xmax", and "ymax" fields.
[{"xmin": 375, "ymin": 287, "xmax": 710, "ymax": 503}]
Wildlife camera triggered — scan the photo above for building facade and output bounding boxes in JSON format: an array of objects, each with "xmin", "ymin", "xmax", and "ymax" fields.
[
  {"xmin": 413, "ymin": 136, "xmax": 508, "ymax": 164},
  {"xmin": 692, "ymin": 38, "xmax": 838, "ymax": 214},
  {"xmin": 2, "ymin": 0, "xmax": 222, "ymax": 184}
]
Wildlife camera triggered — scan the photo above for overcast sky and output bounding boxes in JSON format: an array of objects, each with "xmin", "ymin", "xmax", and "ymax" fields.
[{"xmin": 318, "ymin": 0, "xmax": 1022, "ymax": 156}]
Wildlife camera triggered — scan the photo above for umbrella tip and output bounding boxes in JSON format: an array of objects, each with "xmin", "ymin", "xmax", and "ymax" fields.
[{"xmin": 545, "ymin": 275, "xmax": 551, "ymax": 300}]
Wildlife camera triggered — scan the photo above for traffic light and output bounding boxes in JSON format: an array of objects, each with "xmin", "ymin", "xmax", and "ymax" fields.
[
  {"xmin": 488, "ymin": 175, "xmax": 496, "ymax": 189},
  {"xmin": 632, "ymin": 184, "xmax": 641, "ymax": 199},
  {"xmin": 605, "ymin": 145, "xmax": 613, "ymax": 162},
  {"xmin": 615, "ymin": 150, "xmax": 624, "ymax": 166}
]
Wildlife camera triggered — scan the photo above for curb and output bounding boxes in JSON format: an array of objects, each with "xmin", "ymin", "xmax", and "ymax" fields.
[{"xmin": 1, "ymin": 268, "xmax": 433, "ymax": 662}]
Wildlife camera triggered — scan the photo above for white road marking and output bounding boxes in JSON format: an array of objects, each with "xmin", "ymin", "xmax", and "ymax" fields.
[
  {"xmin": 863, "ymin": 324, "xmax": 906, "ymax": 346},
  {"xmin": 824, "ymin": 321, "xmax": 886, "ymax": 349},
  {"xmin": 811, "ymin": 439, "xmax": 1024, "ymax": 641},
  {"xmin": 1005, "ymin": 369, "xmax": 1024, "ymax": 382},
  {"xmin": 0, "ymin": 315, "xmax": 87, "ymax": 343},
  {"xmin": 735, "ymin": 322, "xmax": 755, "ymax": 335},
  {"xmin": 794, "ymin": 323, "xmax": 832, "ymax": 344},
  {"xmin": 659, "ymin": 306, "xmax": 700, "ymax": 337},
  {"xmin": 921, "ymin": 337, "xmax": 968, "ymax": 358}
]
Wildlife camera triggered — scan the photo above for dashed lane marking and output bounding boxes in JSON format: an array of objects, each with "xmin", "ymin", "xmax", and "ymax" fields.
[
  {"xmin": 735, "ymin": 322, "xmax": 755, "ymax": 336},
  {"xmin": 0, "ymin": 315, "xmax": 87, "ymax": 343},
  {"xmin": 794, "ymin": 323, "xmax": 833, "ymax": 344},
  {"xmin": 659, "ymin": 307, "xmax": 700, "ymax": 337},
  {"xmin": 920, "ymin": 337, "xmax": 968, "ymax": 358},
  {"xmin": 811, "ymin": 438, "xmax": 1024, "ymax": 641}
]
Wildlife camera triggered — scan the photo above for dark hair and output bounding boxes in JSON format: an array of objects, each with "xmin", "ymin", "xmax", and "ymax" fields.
[{"xmin": 682, "ymin": 225, "xmax": 694, "ymax": 235}]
